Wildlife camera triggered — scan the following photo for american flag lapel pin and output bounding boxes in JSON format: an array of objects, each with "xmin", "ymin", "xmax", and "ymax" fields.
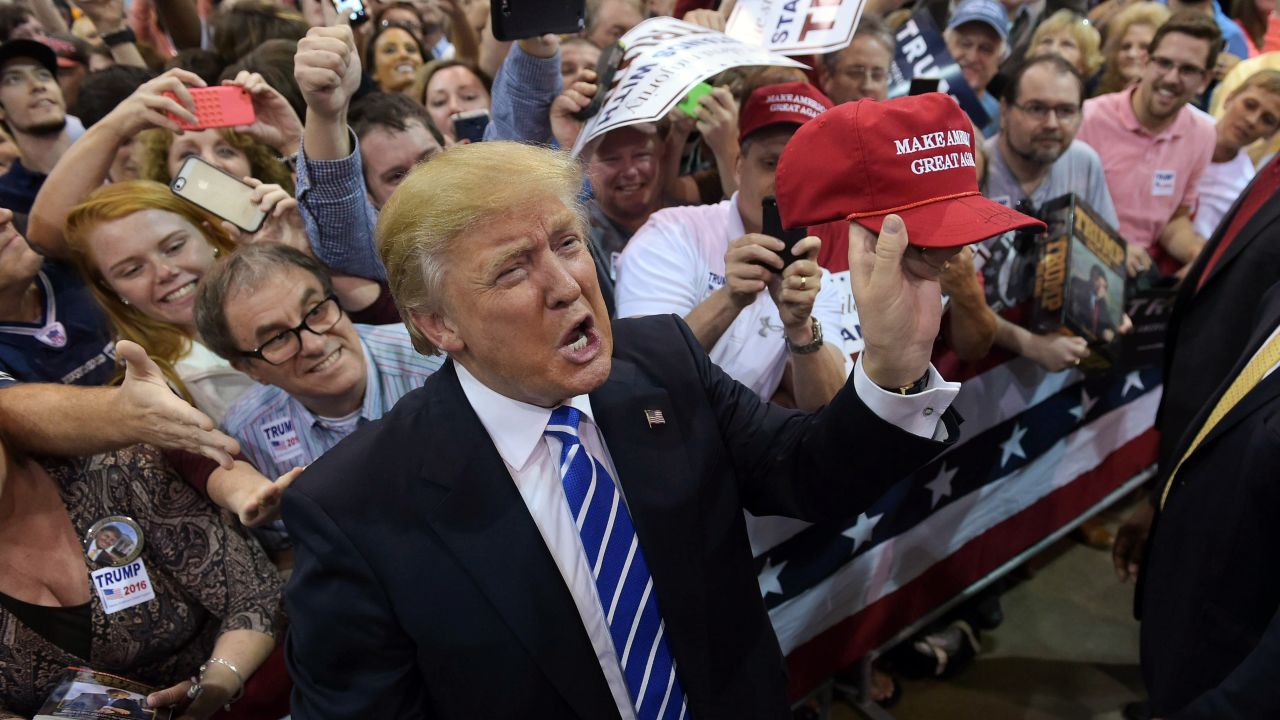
[{"xmin": 644, "ymin": 409, "xmax": 666, "ymax": 428}]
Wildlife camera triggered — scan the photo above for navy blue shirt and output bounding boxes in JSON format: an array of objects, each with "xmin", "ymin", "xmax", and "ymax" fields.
[
  {"xmin": 0, "ymin": 158, "xmax": 45, "ymax": 217},
  {"xmin": 0, "ymin": 261, "xmax": 115, "ymax": 387}
]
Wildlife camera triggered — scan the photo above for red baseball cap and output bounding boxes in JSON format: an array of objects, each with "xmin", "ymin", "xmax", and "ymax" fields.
[
  {"xmin": 738, "ymin": 81, "xmax": 833, "ymax": 143},
  {"xmin": 775, "ymin": 93, "xmax": 1044, "ymax": 248}
]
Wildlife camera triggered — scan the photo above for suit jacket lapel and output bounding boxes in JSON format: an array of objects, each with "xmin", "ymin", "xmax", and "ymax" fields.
[
  {"xmin": 1170, "ymin": 293, "xmax": 1280, "ymax": 470},
  {"xmin": 589, "ymin": 357, "xmax": 711, "ymax": 699},
  {"xmin": 417, "ymin": 362, "xmax": 619, "ymax": 720},
  {"xmin": 1195, "ymin": 186, "xmax": 1280, "ymax": 295}
]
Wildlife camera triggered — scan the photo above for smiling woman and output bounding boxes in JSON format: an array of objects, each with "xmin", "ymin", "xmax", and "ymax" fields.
[
  {"xmin": 366, "ymin": 22, "xmax": 426, "ymax": 96},
  {"xmin": 63, "ymin": 181, "xmax": 255, "ymax": 423}
]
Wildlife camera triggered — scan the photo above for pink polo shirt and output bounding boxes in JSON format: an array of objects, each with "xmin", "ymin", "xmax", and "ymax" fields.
[{"xmin": 1076, "ymin": 87, "xmax": 1215, "ymax": 261}]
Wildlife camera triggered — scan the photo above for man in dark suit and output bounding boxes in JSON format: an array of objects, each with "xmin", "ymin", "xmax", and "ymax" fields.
[
  {"xmin": 280, "ymin": 122, "xmax": 1039, "ymax": 718},
  {"xmin": 1138, "ymin": 281, "xmax": 1280, "ymax": 718},
  {"xmin": 1114, "ymin": 154, "xmax": 1280, "ymax": 578},
  {"xmin": 1112, "ymin": 148, "xmax": 1280, "ymax": 720}
]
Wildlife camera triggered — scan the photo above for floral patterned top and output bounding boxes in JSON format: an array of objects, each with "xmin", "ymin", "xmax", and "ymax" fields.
[{"xmin": 0, "ymin": 445, "xmax": 283, "ymax": 719}]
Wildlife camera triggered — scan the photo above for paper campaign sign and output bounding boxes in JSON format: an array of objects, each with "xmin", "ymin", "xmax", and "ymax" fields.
[
  {"xmin": 726, "ymin": 0, "xmax": 868, "ymax": 55},
  {"xmin": 571, "ymin": 17, "xmax": 808, "ymax": 157},
  {"xmin": 887, "ymin": 10, "xmax": 990, "ymax": 130}
]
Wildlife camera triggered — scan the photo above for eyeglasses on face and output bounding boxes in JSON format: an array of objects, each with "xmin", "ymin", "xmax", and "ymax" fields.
[
  {"xmin": 1147, "ymin": 55, "xmax": 1206, "ymax": 83},
  {"xmin": 1010, "ymin": 101, "xmax": 1081, "ymax": 122},
  {"xmin": 238, "ymin": 294, "xmax": 344, "ymax": 365}
]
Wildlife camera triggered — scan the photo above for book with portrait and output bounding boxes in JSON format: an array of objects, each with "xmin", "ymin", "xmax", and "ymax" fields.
[
  {"xmin": 1031, "ymin": 193, "xmax": 1128, "ymax": 364},
  {"xmin": 35, "ymin": 666, "xmax": 171, "ymax": 720}
]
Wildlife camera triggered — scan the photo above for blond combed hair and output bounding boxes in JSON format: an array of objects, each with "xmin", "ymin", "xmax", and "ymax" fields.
[
  {"xmin": 1097, "ymin": 2, "xmax": 1171, "ymax": 96},
  {"xmin": 64, "ymin": 180, "xmax": 237, "ymax": 401},
  {"xmin": 376, "ymin": 141, "xmax": 587, "ymax": 356},
  {"xmin": 1030, "ymin": 10, "xmax": 1104, "ymax": 77}
]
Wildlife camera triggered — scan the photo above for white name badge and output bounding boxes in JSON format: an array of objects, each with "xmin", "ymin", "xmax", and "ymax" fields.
[
  {"xmin": 260, "ymin": 417, "xmax": 305, "ymax": 465},
  {"xmin": 90, "ymin": 559, "xmax": 156, "ymax": 614},
  {"xmin": 1152, "ymin": 169, "xmax": 1177, "ymax": 197}
]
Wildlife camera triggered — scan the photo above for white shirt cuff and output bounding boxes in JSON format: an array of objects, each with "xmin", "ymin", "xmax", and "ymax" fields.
[{"xmin": 852, "ymin": 356, "xmax": 961, "ymax": 440}]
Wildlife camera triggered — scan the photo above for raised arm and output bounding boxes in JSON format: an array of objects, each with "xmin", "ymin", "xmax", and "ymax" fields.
[
  {"xmin": 153, "ymin": 0, "xmax": 204, "ymax": 50},
  {"xmin": 77, "ymin": 0, "xmax": 148, "ymax": 68},
  {"xmin": 293, "ymin": 26, "xmax": 386, "ymax": 280},
  {"xmin": 27, "ymin": 68, "xmax": 205, "ymax": 260},
  {"xmin": 483, "ymin": 36, "xmax": 562, "ymax": 144}
]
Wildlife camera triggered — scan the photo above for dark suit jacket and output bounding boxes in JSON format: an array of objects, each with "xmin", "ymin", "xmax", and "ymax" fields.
[
  {"xmin": 1157, "ymin": 168, "xmax": 1280, "ymax": 486},
  {"xmin": 281, "ymin": 315, "xmax": 952, "ymax": 719},
  {"xmin": 1141, "ymin": 284, "xmax": 1280, "ymax": 719}
]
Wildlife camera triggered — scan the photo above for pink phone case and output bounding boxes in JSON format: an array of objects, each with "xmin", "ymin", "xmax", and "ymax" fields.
[{"xmin": 164, "ymin": 86, "xmax": 255, "ymax": 131}]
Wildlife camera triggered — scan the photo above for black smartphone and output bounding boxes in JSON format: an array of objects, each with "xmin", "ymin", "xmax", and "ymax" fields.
[
  {"xmin": 490, "ymin": 0, "xmax": 584, "ymax": 41},
  {"xmin": 451, "ymin": 109, "xmax": 490, "ymax": 143},
  {"xmin": 573, "ymin": 42, "xmax": 625, "ymax": 121},
  {"xmin": 762, "ymin": 196, "xmax": 806, "ymax": 272},
  {"xmin": 909, "ymin": 77, "xmax": 940, "ymax": 95},
  {"xmin": 331, "ymin": 0, "xmax": 369, "ymax": 25}
]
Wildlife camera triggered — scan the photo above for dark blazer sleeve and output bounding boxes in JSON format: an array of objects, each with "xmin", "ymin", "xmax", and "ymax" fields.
[
  {"xmin": 1172, "ymin": 608, "xmax": 1280, "ymax": 719},
  {"xmin": 282, "ymin": 487, "xmax": 432, "ymax": 720},
  {"xmin": 665, "ymin": 315, "xmax": 954, "ymax": 522}
]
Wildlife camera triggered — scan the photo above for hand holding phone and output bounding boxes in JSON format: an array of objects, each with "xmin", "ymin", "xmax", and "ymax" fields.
[
  {"xmin": 171, "ymin": 156, "xmax": 267, "ymax": 233},
  {"xmin": 331, "ymin": 0, "xmax": 369, "ymax": 24},
  {"xmin": 163, "ymin": 86, "xmax": 255, "ymax": 131},
  {"xmin": 572, "ymin": 42, "xmax": 625, "ymax": 121},
  {"xmin": 491, "ymin": 0, "xmax": 585, "ymax": 41},
  {"xmin": 676, "ymin": 82, "xmax": 714, "ymax": 118},
  {"xmin": 762, "ymin": 196, "xmax": 807, "ymax": 272},
  {"xmin": 451, "ymin": 109, "xmax": 490, "ymax": 144}
]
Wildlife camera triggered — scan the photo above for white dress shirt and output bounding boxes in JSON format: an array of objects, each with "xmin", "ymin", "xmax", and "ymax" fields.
[{"xmin": 454, "ymin": 356, "xmax": 958, "ymax": 718}]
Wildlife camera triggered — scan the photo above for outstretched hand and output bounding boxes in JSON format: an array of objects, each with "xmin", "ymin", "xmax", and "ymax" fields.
[
  {"xmin": 848, "ymin": 215, "xmax": 954, "ymax": 388},
  {"xmin": 117, "ymin": 341, "xmax": 240, "ymax": 468}
]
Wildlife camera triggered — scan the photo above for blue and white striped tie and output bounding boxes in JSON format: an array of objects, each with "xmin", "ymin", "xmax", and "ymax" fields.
[{"xmin": 545, "ymin": 405, "xmax": 688, "ymax": 720}]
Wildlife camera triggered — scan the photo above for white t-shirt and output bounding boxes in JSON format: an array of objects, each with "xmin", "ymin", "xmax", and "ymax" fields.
[
  {"xmin": 614, "ymin": 194, "xmax": 845, "ymax": 401},
  {"xmin": 1194, "ymin": 148, "xmax": 1256, "ymax": 239}
]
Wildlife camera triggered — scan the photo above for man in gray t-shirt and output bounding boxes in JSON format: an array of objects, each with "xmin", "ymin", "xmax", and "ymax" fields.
[{"xmin": 978, "ymin": 54, "xmax": 1120, "ymax": 372}]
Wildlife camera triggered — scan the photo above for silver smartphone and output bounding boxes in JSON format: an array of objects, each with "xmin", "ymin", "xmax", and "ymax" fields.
[{"xmin": 170, "ymin": 155, "xmax": 267, "ymax": 233}]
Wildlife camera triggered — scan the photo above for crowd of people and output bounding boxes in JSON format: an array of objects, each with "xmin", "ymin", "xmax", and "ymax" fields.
[{"xmin": 0, "ymin": 0, "xmax": 1277, "ymax": 716}]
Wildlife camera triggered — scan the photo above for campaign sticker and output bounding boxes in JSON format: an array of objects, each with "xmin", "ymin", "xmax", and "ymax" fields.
[
  {"xmin": 84, "ymin": 516, "xmax": 143, "ymax": 568},
  {"xmin": 1152, "ymin": 170, "xmax": 1176, "ymax": 197},
  {"xmin": 260, "ymin": 417, "xmax": 305, "ymax": 464},
  {"xmin": 90, "ymin": 559, "xmax": 156, "ymax": 615}
]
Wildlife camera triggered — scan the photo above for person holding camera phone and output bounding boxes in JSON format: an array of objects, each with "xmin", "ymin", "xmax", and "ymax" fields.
[{"xmin": 615, "ymin": 82, "xmax": 846, "ymax": 412}]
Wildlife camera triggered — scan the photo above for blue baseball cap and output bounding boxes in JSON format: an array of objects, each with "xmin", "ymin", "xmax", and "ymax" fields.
[{"xmin": 946, "ymin": 0, "xmax": 1010, "ymax": 41}]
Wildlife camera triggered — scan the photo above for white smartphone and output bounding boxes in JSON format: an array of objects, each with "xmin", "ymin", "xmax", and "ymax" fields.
[{"xmin": 170, "ymin": 156, "xmax": 267, "ymax": 233}]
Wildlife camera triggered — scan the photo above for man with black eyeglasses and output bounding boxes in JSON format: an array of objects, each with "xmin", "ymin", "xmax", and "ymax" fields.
[
  {"xmin": 194, "ymin": 243, "xmax": 445, "ymax": 484},
  {"xmin": 981, "ymin": 53, "xmax": 1119, "ymax": 371},
  {"xmin": 1077, "ymin": 10, "xmax": 1220, "ymax": 278}
]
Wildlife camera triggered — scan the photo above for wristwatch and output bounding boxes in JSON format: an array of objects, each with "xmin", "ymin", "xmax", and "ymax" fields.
[
  {"xmin": 785, "ymin": 317, "xmax": 824, "ymax": 355},
  {"xmin": 101, "ymin": 28, "xmax": 137, "ymax": 47}
]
